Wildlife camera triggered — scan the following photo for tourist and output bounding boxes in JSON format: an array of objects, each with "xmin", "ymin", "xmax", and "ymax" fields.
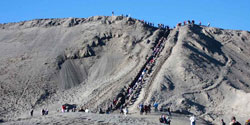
[
  {"xmin": 221, "ymin": 119, "xmax": 226, "ymax": 125},
  {"xmin": 154, "ymin": 102, "xmax": 158, "ymax": 112},
  {"xmin": 79, "ymin": 107, "xmax": 85, "ymax": 112},
  {"xmin": 41, "ymin": 109, "xmax": 45, "ymax": 116},
  {"xmin": 159, "ymin": 115, "xmax": 166, "ymax": 123},
  {"xmin": 85, "ymin": 108, "xmax": 89, "ymax": 113},
  {"xmin": 147, "ymin": 39, "xmax": 150, "ymax": 44},
  {"xmin": 165, "ymin": 116, "xmax": 171, "ymax": 125},
  {"xmin": 72, "ymin": 107, "xmax": 76, "ymax": 112},
  {"xmin": 65, "ymin": 106, "xmax": 69, "ymax": 112},
  {"xmin": 166, "ymin": 26, "xmax": 170, "ymax": 30},
  {"xmin": 62, "ymin": 105, "xmax": 66, "ymax": 113},
  {"xmin": 106, "ymin": 107, "xmax": 110, "ymax": 114},
  {"xmin": 113, "ymin": 99, "xmax": 117, "ymax": 105},
  {"xmin": 229, "ymin": 116, "xmax": 241, "ymax": 125},
  {"xmin": 148, "ymin": 104, "xmax": 151, "ymax": 113},
  {"xmin": 245, "ymin": 119, "xmax": 250, "ymax": 125},
  {"xmin": 109, "ymin": 104, "xmax": 113, "ymax": 113},
  {"xmin": 30, "ymin": 109, "xmax": 33, "ymax": 117},
  {"xmin": 120, "ymin": 105, "xmax": 123, "ymax": 114},
  {"xmin": 45, "ymin": 109, "xmax": 48, "ymax": 115},
  {"xmin": 99, "ymin": 108, "xmax": 104, "ymax": 114},
  {"xmin": 192, "ymin": 20, "xmax": 195, "ymax": 24},
  {"xmin": 160, "ymin": 106, "xmax": 164, "ymax": 112},
  {"xmin": 167, "ymin": 107, "xmax": 171, "ymax": 116},
  {"xmin": 139, "ymin": 103, "xmax": 144, "ymax": 115},
  {"xmin": 208, "ymin": 22, "xmax": 210, "ymax": 27},
  {"xmin": 129, "ymin": 87, "xmax": 133, "ymax": 95},
  {"xmin": 144, "ymin": 104, "xmax": 148, "ymax": 115},
  {"xmin": 177, "ymin": 23, "xmax": 181, "ymax": 27},
  {"xmin": 123, "ymin": 107, "xmax": 128, "ymax": 116},
  {"xmin": 190, "ymin": 115, "xmax": 196, "ymax": 125}
]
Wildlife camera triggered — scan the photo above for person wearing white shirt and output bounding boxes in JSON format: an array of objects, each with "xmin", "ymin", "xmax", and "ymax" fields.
[{"xmin": 190, "ymin": 115, "xmax": 196, "ymax": 125}]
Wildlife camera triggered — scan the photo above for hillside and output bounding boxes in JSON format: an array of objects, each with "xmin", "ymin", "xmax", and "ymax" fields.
[
  {"xmin": 143, "ymin": 25, "xmax": 250, "ymax": 123},
  {"xmin": 0, "ymin": 16, "xmax": 250, "ymax": 124}
]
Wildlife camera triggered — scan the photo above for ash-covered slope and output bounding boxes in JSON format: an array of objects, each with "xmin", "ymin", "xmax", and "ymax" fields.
[
  {"xmin": 0, "ymin": 16, "xmax": 163, "ymax": 120},
  {"xmin": 143, "ymin": 25, "xmax": 250, "ymax": 123}
]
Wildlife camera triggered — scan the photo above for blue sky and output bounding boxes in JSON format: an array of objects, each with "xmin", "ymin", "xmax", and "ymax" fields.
[{"xmin": 0, "ymin": 0, "xmax": 249, "ymax": 31}]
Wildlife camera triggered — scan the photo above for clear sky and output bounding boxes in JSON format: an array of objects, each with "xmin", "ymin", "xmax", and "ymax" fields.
[{"xmin": 0, "ymin": 0, "xmax": 249, "ymax": 31}]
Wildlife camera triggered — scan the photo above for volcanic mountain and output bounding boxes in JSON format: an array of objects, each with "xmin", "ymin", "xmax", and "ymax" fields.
[{"xmin": 0, "ymin": 16, "xmax": 249, "ymax": 124}]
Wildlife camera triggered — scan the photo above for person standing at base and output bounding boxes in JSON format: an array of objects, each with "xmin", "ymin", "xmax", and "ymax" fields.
[
  {"xmin": 123, "ymin": 107, "xmax": 128, "ymax": 116},
  {"xmin": 154, "ymin": 102, "xmax": 158, "ymax": 112},
  {"xmin": 221, "ymin": 119, "xmax": 226, "ymax": 125},
  {"xmin": 183, "ymin": 21, "xmax": 186, "ymax": 25},
  {"xmin": 62, "ymin": 105, "xmax": 66, "ymax": 113},
  {"xmin": 192, "ymin": 20, "xmax": 195, "ymax": 25},
  {"xmin": 165, "ymin": 116, "xmax": 171, "ymax": 125},
  {"xmin": 41, "ymin": 109, "xmax": 44, "ymax": 115},
  {"xmin": 229, "ymin": 116, "xmax": 241, "ymax": 125},
  {"xmin": 245, "ymin": 119, "xmax": 250, "ymax": 125},
  {"xmin": 167, "ymin": 107, "xmax": 171, "ymax": 116},
  {"xmin": 139, "ymin": 103, "xmax": 144, "ymax": 115},
  {"xmin": 159, "ymin": 115, "xmax": 166, "ymax": 124},
  {"xmin": 120, "ymin": 105, "xmax": 123, "ymax": 114},
  {"xmin": 190, "ymin": 115, "xmax": 196, "ymax": 125},
  {"xmin": 148, "ymin": 104, "xmax": 151, "ymax": 113},
  {"xmin": 45, "ymin": 109, "xmax": 49, "ymax": 115},
  {"xmin": 99, "ymin": 108, "xmax": 104, "ymax": 114},
  {"xmin": 144, "ymin": 104, "xmax": 148, "ymax": 115},
  {"xmin": 30, "ymin": 109, "xmax": 33, "ymax": 117},
  {"xmin": 208, "ymin": 22, "xmax": 210, "ymax": 27},
  {"xmin": 85, "ymin": 108, "xmax": 89, "ymax": 113}
]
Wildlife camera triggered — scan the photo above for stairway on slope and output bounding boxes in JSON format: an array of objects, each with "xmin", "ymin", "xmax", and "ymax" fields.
[{"xmin": 110, "ymin": 29, "xmax": 171, "ymax": 113}]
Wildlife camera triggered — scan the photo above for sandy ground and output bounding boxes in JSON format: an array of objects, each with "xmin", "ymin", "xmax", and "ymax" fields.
[{"xmin": 3, "ymin": 111, "xmax": 209, "ymax": 125}]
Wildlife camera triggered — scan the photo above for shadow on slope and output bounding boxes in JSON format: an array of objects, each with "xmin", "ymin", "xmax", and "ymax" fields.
[{"xmin": 183, "ymin": 25, "xmax": 227, "ymax": 66}]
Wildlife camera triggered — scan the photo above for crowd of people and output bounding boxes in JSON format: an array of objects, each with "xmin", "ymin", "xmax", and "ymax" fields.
[
  {"xmin": 139, "ymin": 19, "xmax": 155, "ymax": 27},
  {"xmin": 61, "ymin": 104, "xmax": 77, "ymax": 113},
  {"xmin": 111, "ymin": 11, "xmax": 214, "ymax": 30},
  {"xmin": 176, "ymin": 20, "xmax": 211, "ymax": 27},
  {"xmin": 138, "ymin": 18, "xmax": 211, "ymax": 30},
  {"xmin": 220, "ymin": 116, "xmax": 250, "ymax": 125},
  {"xmin": 139, "ymin": 19, "xmax": 171, "ymax": 30},
  {"xmin": 140, "ymin": 20, "xmax": 170, "ymax": 30},
  {"xmin": 187, "ymin": 116, "xmax": 250, "ymax": 125},
  {"xmin": 30, "ymin": 107, "xmax": 250, "ymax": 125},
  {"xmin": 112, "ymin": 11, "xmax": 172, "ymax": 30},
  {"xmin": 110, "ymin": 33, "xmax": 169, "ymax": 115}
]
